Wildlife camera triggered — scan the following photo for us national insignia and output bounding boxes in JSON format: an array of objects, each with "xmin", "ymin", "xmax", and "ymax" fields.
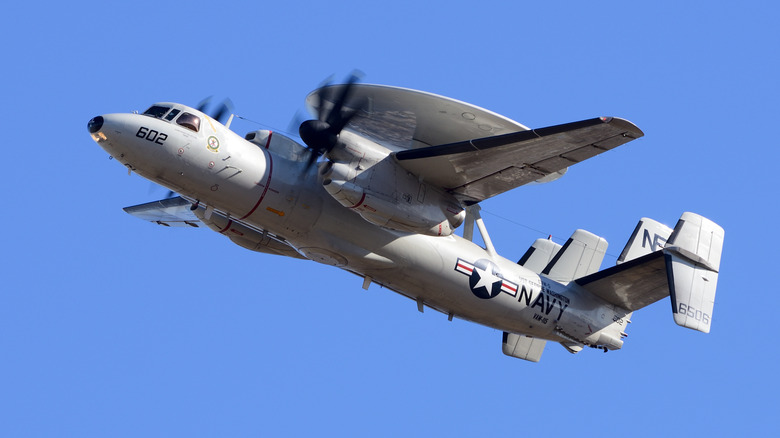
[
  {"xmin": 207, "ymin": 136, "xmax": 220, "ymax": 152},
  {"xmin": 455, "ymin": 258, "xmax": 518, "ymax": 299}
]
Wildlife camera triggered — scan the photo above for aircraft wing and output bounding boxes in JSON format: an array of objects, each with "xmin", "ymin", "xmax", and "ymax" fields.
[
  {"xmin": 393, "ymin": 117, "xmax": 644, "ymax": 203},
  {"xmin": 574, "ymin": 251, "xmax": 669, "ymax": 311},
  {"xmin": 307, "ymin": 84, "xmax": 643, "ymax": 203},
  {"xmin": 123, "ymin": 196, "xmax": 305, "ymax": 260},
  {"xmin": 123, "ymin": 196, "xmax": 200, "ymax": 227}
]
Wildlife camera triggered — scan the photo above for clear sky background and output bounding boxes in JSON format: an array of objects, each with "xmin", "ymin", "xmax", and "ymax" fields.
[{"xmin": 3, "ymin": 1, "xmax": 778, "ymax": 436}]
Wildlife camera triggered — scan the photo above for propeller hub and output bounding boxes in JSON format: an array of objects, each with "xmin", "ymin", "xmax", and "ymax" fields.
[{"xmin": 299, "ymin": 119, "xmax": 337, "ymax": 151}]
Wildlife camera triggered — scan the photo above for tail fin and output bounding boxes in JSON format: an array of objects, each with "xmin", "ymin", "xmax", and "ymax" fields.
[
  {"xmin": 517, "ymin": 238, "xmax": 562, "ymax": 274},
  {"xmin": 664, "ymin": 212, "xmax": 725, "ymax": 333},
  {"xmin": 541, "ymin": 230, "xmax": 608, "ymax": 283},
  {"xmin": 502, "ymin": 332, "xmax": 546, "ymax": 362},
  {"xmin": 617, "ymin": 217, "xmax": 673, "ymax": 264}
]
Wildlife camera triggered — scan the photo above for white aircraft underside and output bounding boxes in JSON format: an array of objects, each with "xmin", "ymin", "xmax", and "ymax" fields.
[{"xmin": 88, "ymin": 82, "xmax": 724, "ymax": 362}]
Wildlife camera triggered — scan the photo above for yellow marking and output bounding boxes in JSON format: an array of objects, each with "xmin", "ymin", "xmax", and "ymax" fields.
[
  {"xmin": 266, "ymin": 207, "xmax": 285, "ymax": 216},
  {"xmin": 206, "ymin": 116, "xmax": 216, "ymax": 133}
]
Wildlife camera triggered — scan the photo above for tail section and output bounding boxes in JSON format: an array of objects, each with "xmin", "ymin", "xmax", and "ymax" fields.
[
  {"xmin": 575, "ymin": 212, "xmax": 724, "ymax": 333},
  {"xmin": 507, "ymin": 212, "xmax": 724, "ymax": 361},
  {"xmin": 517, "ymin": 238, "xmax": 562, "ymax": 274},
  {"xmin": 617, "ymin": 217, "xmax": 673, "ymax": 264},
  {"xmin": 502, "ymin": 332, "xmax": 546, "ymax": 362},
  {"xmin": 664, "ymin": 212, "xmax": 724, "ymax": 333},
  {"xmin": 541, "ymin": 229, "xmax": 608, "ymax": 283}
]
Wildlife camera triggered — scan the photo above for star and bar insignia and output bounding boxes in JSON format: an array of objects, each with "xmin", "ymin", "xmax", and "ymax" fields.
[{"xmin": 455, "ymin": 258, "xmax": 518, "ymax": 299}]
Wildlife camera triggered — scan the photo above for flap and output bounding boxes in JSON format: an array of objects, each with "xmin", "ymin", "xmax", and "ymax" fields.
[{"xmin": 394, "ymin": 117, "xmax": 644, "ymax": 203}]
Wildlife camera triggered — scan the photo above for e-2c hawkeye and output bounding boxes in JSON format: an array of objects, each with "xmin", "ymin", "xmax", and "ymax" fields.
[{"xmin": 88, "ymin": 79, "xmax": 724, "ymax": 362}]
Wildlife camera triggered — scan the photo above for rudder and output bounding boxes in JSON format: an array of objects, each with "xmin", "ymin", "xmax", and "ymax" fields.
[{"xmin": 664, "ymin": 212, "xmax": 724, "ymax": 333}]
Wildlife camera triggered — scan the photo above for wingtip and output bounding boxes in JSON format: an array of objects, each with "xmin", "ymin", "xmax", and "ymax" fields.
[{"xmin": 603, "ymin": 116, "xmax": 645, "ymax": 138}]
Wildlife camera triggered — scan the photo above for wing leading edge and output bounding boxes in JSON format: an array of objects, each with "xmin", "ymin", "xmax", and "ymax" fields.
[{"xmin": 393, "ymin": 117, "xmax": 643, "ymax": 203}]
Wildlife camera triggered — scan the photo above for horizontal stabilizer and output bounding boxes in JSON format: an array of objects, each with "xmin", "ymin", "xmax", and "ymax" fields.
[
  {"xmin": 502, "ymin": 332, "xmax": 546, "ymax": 362},
  {"xmin": 517, "ymin": 238, "xmax": 562, "ymax": 274},
  {"xmin": 542, "ymin": 230, "xmax": 608, "ymax": 283},
  {"xmin": 665, "ymin": 212, "xmax": 724, "ymax": 333},
  {"xmin": 576, "ymin": 251, "xmax": 669, "ymax": 310}
]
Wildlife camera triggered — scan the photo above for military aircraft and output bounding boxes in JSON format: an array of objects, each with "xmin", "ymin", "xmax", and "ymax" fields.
[{"xmin": 87, "ymin": 77, "xmax": 724, "ymax": 362}]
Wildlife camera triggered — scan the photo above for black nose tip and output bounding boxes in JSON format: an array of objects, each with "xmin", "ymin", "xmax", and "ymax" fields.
[{"xmin": 88, "ymin": 116, "xmax": 104, "ymax": 134}]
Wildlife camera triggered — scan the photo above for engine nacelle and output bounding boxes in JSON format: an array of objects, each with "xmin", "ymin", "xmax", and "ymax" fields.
[
  {"xmin": 193, "ymin": 206, "xmax": 302, "ymax": 258},
  {"xmin": 323, "ymin": 177, "xmax": 464, "ymax": 236}
]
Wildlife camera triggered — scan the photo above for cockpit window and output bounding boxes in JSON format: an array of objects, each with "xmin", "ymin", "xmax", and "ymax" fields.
[
  {"xmin": 164, "ymin": 109, "xmax": 180, "ymax": 121},
  {"xmin": 143, "ymin": 105, "xmax": 170, "ymax": 118},
  {"xmin": 176, "ymin": 112, "xmax": 201, "ymax": 132}
]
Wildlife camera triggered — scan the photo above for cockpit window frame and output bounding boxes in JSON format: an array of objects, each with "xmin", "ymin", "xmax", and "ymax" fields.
[
  {"xmin": 164, "ymin": 108, "xmax": 181, "ymax": 121},
  {"xmin": 142, "ymin": 105, "xmax": 171, "ymax": 119}
]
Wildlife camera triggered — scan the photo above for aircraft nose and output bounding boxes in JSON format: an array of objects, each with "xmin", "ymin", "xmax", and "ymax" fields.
[{"xmin": 87, "ymin": 116, "xmax": 104, "ymax": 134}]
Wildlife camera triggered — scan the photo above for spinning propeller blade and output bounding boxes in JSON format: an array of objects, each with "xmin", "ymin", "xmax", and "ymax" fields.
[
  {"xmin": 299, "ymin": 71, "xmax": 365, "ymax": 171},
  {"xmin": 196, "ymin": 97, "xmax": 234, "ymax": 124}
]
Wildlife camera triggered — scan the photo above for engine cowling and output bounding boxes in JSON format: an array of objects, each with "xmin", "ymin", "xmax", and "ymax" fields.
[{"xmin": 321, "ymin": 160, "xmax": 464, "ymax": 236}]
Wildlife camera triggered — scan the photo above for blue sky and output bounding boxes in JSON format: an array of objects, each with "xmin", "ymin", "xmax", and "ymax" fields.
[{"xmin": 3, "ymin": 1, "xmax": 778, "ymax": 436}]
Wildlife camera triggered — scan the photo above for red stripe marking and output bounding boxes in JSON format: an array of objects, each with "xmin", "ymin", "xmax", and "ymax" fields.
[
  {"xmin": 457, "ymin": 263, "xmax": 473, "ymax": 273},
  {"xmin": 348, "ymin": 193, "xmax": 366, "ymax": 209},
  {"xmin": 239, "ymin": 151, "xmax": 273, "ymax": 220},
  {"xmin": 264, "ymin": 131, "xmax": 273, "ymax": 149},
  {"xmin": 502, "ymin": 282, "xmax": 517, "ymax": 292},
  {"xmin": 219, "ymin": 219, "xmax": 234, "ymax": 234}
]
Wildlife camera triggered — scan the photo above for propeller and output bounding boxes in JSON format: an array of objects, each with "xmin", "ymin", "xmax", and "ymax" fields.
[
  {"xmin": 299, "ymin": 72, "xmax": 365, "ymax": 170},
  {"xmin": 196, "ymin": 96, "xmax": 234, "ymax": 124},
  {"xmin": 148, "ymin": 182, "xmax": 176, "ymax": 199}
]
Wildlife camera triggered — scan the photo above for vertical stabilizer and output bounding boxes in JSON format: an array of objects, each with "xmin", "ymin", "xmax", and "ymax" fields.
[
  {"xmin": 542, "ymin": 230, "xmax": 608, "ymax": 283},
  {"xmin": 517, "ymin": 238, "xmax": 562, "ymax": 274},
  {"xmin": 617, "ymin": 217, "xmax": 673, "ymax": 264},
  {"xmin": 502, "ymin": 332, "xmax": 546, "ymax": 362},
  {"xmin": 664, "ymin": 212, "xmax": 724, "ymax": 333}
]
